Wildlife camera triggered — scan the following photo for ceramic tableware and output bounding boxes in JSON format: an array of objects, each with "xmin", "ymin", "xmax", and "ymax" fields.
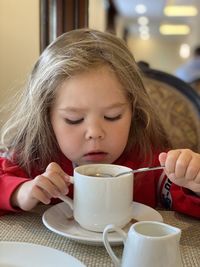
[
  {"xmin": 0, "ymin": 241, "xmax": 86, "ymax": 267},
  {"xmin": 42, "ymin": 201, "xmax": 163, "ymax": 246},
  {"xmin": 60, "ymin": 164, "xmax": 133, "ymax": 232},
  {"xmin": 103, "ymin": 221, "xmax": 183, "ymax": 267}
]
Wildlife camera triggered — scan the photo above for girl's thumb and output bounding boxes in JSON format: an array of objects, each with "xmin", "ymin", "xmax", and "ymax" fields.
[{"xmin": 159, "ymin": 152, "xmax": 167, "ymax": 166}]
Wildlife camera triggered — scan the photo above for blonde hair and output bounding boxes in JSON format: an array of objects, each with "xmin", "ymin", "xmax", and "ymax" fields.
[{"xmin": 0, "ymin": 29, "xmax": 169, "ymax": 175}]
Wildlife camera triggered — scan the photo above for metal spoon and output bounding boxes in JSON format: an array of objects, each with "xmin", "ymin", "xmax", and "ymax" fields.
[
  {"xmin": 94, "ymin": 166, "xmax": 164, "ymax": 178},
  {"xmin": 58, "ymin": 166, "xmax": 165, "ymax": 209}
]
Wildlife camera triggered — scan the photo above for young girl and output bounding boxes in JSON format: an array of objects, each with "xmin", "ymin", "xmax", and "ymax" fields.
[{"xmin": 0, "ymin": 29, "xmax": 199, "ymax": 218}]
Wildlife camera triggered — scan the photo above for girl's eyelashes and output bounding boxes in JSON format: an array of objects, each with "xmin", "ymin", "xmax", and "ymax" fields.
[
  {"xmin": 65, "ymin": 118, "xmax": 84, "ymax": 125},
  {"xmin": 64, "ymin": 114, "xmax": 122, "ymax": 124},
  {"xmin": 104, "ymin": 114, "xmax": 122, "ymax": 121}
]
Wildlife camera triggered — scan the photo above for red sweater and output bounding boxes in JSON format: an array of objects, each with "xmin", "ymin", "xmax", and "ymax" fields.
[{"xmin": 0, "ymin": 151, "xmax": 199, "ymax": 218}]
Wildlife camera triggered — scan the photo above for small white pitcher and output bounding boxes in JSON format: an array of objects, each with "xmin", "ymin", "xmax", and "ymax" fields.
[{"xmin": 103, "ymin": 221, "xmax": 183, "ymax": 267}]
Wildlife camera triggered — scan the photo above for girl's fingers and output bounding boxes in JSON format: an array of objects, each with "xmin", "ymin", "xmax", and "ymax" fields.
[
  {"xmin": 32, "ymin": 185, "xmax": 52, "ymax": 204},
  {"xmin": 158, "ymin": 152, "xmax": 167, "ymax": 166},
  {"xmin": 45, "ymin": 172, "xmax": 68, "ymax": 195},
  {"xmin": 195, "ymin": 170, "xmax": 200, "ymax": 183},
  {"xmin": 173, "ymin": 150, "xmax": 192, "ymax": 179},
  {"xmin": 185, "ymin": 156, "xmax": 200, "ymax": 181},
  {"xmin": 34, "ymin": 174, "xmax": 66, "ymax": 198},
  {"xmin": 46, "ymin": 162, "xmax": 67, "ymax": 178},
  {"xmin": 164, "ymin": 150, "xmax": 182, "ymax": 175},
  {"xmin": 44, "ymin": 162, "xmax": 69, "ymax": 194}
]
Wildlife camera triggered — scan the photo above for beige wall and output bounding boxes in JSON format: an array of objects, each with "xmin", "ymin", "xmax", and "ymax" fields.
[
  {"xmin": 0, "ymin": 0, "xmax": 39, "ymax": 126},
  {"xmin": 89, "ymin": 0, "xmax": 107, "ymax": 31},
  {"xmin": 127, "ymin": 37, "xmax": 184, "ymax": 74}
]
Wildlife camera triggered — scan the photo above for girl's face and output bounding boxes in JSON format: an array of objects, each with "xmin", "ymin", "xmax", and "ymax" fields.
[{"xmin": 50, "ymin": 66, "xmax": 132, "ymax": 166}]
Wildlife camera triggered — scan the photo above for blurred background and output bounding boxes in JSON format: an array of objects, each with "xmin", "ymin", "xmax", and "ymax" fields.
[
  {"xmin": 1, "ymin": 0, "xmax": 200, "ymax": 125},
  {"xmin": 90, "ymin": 0, "xmax": 200, "ymax": 73}
]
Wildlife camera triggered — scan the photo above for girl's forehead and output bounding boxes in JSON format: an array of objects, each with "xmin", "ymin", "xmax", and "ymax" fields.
[
  {"xmin": 73, "ymin": 64, "xmax": 115, "ymax": 77},
  {"xmin": 52, "ymin": 66, "xmax": 129, "ymax": 108},
  {"xmin": 58, "ymin": 65, "xmax": 122, "ymax": 91}
]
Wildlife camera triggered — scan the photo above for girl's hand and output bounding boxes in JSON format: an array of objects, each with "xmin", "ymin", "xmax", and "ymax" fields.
[
  {"xmin": 11, "ymin": 162, "xmax": 71, "ymax": 211},
  {"xmin": 159, "ymin": 149, "xmax": 200, "ymax": 194}
]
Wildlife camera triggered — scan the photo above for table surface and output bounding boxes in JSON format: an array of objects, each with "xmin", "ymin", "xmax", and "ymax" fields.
[{"xmin": 0, "ymin": 205, "xmax": 199, "ymax": 267}]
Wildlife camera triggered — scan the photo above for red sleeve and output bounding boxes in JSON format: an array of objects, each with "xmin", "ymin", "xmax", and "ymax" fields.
[
  {"xmin": 0, "ymin": 158, "xmax": 30, "ymax": 215},
  {"xmin": 160, "ymin": 175, "xmax": 200, "ymax": 219},
  {"xmin": 170, "ymin": 184, "xmax": 200, "ymax": 219}
]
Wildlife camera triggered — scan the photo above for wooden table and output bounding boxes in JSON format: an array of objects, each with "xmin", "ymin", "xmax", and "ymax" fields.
[{"xmin": 0, "ymin": 205, "xmax": 199, "ymax": 266}]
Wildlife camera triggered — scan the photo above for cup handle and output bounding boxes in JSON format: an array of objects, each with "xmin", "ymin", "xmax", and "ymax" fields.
[
  {"xmin": 58, "ymin": 176, "xmax": 74, "ymax": 210},
  {"xmin": 103, "ymin": 224, "xmax": 127, "ymax": 267}
]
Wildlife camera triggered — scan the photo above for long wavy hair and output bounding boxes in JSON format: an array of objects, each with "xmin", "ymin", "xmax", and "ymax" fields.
[{"xmin": 0, "ymin": 29, "xmax": 170, "ymax": 176}]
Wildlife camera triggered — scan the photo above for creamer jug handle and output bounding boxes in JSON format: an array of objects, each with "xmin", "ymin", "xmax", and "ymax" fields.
[{"xmin": 103, "ymin": 224, "xmax": 127, "ymax": 267}]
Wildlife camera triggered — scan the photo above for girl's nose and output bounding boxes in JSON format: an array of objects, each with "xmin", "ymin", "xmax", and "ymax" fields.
[{"xmin": 85, "ymin": 123, "xmax": 105, "ymax": 140}]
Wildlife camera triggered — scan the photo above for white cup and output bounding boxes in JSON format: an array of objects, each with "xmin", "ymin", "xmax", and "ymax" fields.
[
  {"xmin": 103, "ymin": 221, "xmax": 183, "ymax": 267},
  {"xmin": 62, "ymin": 164, "xmax": 133, "ymax": 232}
]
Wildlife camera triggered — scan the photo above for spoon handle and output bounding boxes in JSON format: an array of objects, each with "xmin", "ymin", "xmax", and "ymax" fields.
[{"xmin": 133, "ymin": 166, "xmax": 164, "ymax": 174}]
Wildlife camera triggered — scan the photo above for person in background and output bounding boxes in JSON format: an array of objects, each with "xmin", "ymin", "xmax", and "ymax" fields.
[
  {"xmin": 0, "ymin": 29, "xmax": 199, "ymax": 218},
  {"xmin": 175, "ymin": 46, "xmax": 200, "ymax": 83}
]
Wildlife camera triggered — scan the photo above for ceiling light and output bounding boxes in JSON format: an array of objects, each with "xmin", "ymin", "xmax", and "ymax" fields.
[
  {"xmin": 164, "ymin": 6, "xmax": 198, "ymax": 16},
  {"xmin": 139, "ymin": 25, "xmax": 149, "ymax": 34},
  {"xmin": 140, "ymin": 32, "xmax": 150, "ymax": 40},
  {"xmin": 135, "ymin": 4, "xmax": 147, "ymax": 14},
  {"xmin": 160, "ymin": 24, "xmax": 190, "ymax": 35},
  {"xmin": 137, "ymin": 16, "xmax": 149, "ymax": 25},
  {"xmin": 179, "ymin": 44, "xmax": 190, "ymax": 58}
]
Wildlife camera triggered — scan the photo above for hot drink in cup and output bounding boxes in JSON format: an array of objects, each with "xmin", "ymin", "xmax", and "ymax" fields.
[{"xmin": 62, "ymin": 164, "xmax": 133, "ymax": 232}]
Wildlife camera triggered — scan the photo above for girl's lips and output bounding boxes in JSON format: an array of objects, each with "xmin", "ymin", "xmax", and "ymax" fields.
[{"xmin": 83, "ymin": 152, "xmax": 108, "ymax": 162}]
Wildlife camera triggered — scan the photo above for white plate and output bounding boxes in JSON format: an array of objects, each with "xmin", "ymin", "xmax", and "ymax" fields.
[
  {"xmin": 0, "ymin": 241, "xmax": 86, "ymax": 267},
  {"xmin": 42, "ymin": 202, "xmax": 163, "ymax": 246}
]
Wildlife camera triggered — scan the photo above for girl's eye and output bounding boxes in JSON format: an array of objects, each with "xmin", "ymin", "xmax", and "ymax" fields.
[
  {"xmin": 104, "ymin": 114, "xmax": 122, "ymax": 121},
  {"xmin": 65, "ymin": 118, "xmax": 83, "ymax": 125}
]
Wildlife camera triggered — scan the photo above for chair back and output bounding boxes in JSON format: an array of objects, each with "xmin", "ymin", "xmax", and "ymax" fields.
[
  {"xmin": 189, "ymin": 78, "xmax": 200, "ymax": 96},
  {"xmin": 140, "ymin": 67, "xmax": 200, "ymax": 152}
]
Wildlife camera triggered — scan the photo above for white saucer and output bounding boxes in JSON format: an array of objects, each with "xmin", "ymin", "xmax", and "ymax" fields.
[
  {"xmin": 42, "ymin": 202, "xmax": 163, "ymax": 246},
  {"xmin": 0, "ymin": 241, "xmax": 86, "ymax": 267}
]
